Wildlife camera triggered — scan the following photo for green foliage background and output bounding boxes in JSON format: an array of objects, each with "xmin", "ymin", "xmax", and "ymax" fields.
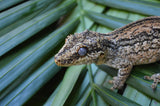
[{"xmin": 0, "ymin": 0, "xmax": 160, "ymax": 106}]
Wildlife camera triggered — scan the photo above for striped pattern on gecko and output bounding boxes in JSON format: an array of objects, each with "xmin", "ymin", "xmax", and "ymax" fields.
[{"xmin": 55, "ymin": 16, "xmax": 160, "ymax": 90}]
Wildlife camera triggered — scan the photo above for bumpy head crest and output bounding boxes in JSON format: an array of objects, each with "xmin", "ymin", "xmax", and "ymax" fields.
[{"xmin": 54, "ymin": 30, "xmax": 105, "ymax": 66}]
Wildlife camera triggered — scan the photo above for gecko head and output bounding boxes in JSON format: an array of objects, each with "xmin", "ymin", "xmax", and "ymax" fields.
[{"xmin": 54, "ymin": 30, "xmax": 106, "ymax": 66}]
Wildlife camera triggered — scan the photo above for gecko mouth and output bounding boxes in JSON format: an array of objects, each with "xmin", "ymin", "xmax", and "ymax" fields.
[
  {"xmin": 54, "ymin": 59, "xmax": 61, "ymax": 66},
  {"xmin": 54, "ymin": 57, "xmax": 71, "ymax": 67}
]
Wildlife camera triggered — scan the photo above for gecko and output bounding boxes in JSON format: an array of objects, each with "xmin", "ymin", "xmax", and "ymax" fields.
[{"xmin": 54, "ymin": 16, "xmax": 160, "ymax": 90}]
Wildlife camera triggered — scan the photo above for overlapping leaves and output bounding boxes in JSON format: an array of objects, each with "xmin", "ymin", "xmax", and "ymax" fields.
[{"xmin": 0, "ymin": 0, "xmax": 160, "ymax": 106}]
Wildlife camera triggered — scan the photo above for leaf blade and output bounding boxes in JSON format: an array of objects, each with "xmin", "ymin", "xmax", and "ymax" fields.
[
  {"xmin": 0, "ymin": 17, "xmax": 79, "ymax": 95},
  {"xmin": 91, "ymin": 0, "xmax": 160, "ymax": 16},
  {"xmin": 0, "ymin": 57, "xmax": 61, "ymax": 106},
  {"xmin": 93, "ymin": 84, "xmax": 141, "ymax": 106},
  {"xmin": 0, "ymin": 0, "xmax": 76, "ymax": 56},
  {"xmin": 51, "ymin": 65, "xmax": 86, "ymax": 106}
]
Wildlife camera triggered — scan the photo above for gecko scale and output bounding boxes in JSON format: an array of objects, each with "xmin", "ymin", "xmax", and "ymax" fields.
[{"xmin": 55, "ymin": 16, "xmax": 160, "ymax": 90}]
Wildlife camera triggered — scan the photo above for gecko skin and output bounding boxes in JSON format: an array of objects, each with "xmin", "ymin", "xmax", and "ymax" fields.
[{"xmin": 55, "ymin": 16, "xmax": 160, "ymax": 90}]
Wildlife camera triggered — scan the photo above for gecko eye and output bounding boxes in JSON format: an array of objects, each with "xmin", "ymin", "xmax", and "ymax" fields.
[{"xmin": 78, "ymin": 47, "xmax": 87, "ymax": 56}]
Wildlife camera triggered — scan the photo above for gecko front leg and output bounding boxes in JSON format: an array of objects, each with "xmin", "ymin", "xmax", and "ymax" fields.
[
  {"xmin": 144, "ymin": 73, "xmax": 160, "ymax": 90},
  {"xmin": 108, "ymin": 60, "xmax": 133, "ymax": 90}
]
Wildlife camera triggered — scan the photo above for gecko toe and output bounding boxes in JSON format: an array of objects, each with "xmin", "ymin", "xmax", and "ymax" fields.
[
  {"xmin": 144, "ymin": 73, "xmax": 160, "ymax": 90},
  {"xmin": 151, "ymin": 84, "xmax": 157, "ymax": 91},
  {"xmin": 109, "ymin": 77, "xmax": 125, "ymax": 90},
  {"xmin": 110, "ymin": 87, "xmax": 115, "ymax": 91},
  {"xmin": 144, "ymin": 76, "xmax": 151, "ymax": 80},
  {"xmin": 108, "ymin": 80, "xmax": 113, "ymax": 84}
]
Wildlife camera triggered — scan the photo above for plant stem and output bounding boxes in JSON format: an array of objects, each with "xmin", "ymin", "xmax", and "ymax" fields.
[
  {"xmin": 88, "ymin": 64, "xmax": 97, "ymax": 106},
  {"xmin": 78, "ymin": 0, "xmax": 86, "ymax": 30}
]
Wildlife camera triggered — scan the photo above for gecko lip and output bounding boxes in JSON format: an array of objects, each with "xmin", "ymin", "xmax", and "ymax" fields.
[
  {"xmin": 54, "ymin": 59, "xmax": 61, "ymax": 66},
  {"xmin": 54, "ymin": 59, "xmax": 63, "ymax": 66},
  {"xmin": 54, "ymin": 57, "xmax": 71, "ymax": 67}
]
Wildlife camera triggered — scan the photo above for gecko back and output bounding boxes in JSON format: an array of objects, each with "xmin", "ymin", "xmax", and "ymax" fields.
[
  {"xmin": 108, "ymin": 16, "xmax": 160, "ymax": 65},
  {"xmin": 55, "ymin": 16, "xmax": 160, "ymax": 90}
]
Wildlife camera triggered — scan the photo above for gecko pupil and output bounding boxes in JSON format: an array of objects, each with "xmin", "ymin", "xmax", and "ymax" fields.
[{"xmin": 78, "ymin": 47, "xmax": 87, "ymax": 56}]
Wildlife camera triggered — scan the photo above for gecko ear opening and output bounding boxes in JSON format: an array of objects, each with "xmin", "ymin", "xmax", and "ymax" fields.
[{"xmin": 77, "ymin": 47, "xmax": 88, "ymax": 56}]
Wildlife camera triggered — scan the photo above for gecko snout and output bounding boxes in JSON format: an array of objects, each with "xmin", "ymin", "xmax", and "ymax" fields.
[
  {"xmin": 54, "ymin": 55, "xmax": 68, "ymax": 66},
  {"xmin": 55, "ymin": 55, "xmax": 73, "ymax": 67},
  {"xmin": 54, "ymin": 58, "xmax": 61, "ymax": 66},
  {"xmin": 54, "ymin": 56, "xmax": 62, "ymax": 66}
]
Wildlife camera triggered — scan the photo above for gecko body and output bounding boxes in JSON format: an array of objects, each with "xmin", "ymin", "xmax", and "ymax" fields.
[{"xmin": 55, "ymin": 16, "xmax": 160, "ymax": 90}]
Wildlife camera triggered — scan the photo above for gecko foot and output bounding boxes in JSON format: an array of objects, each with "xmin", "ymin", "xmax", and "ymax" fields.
[
  {"xmin": 144, "ymin": 73, "xmax": 160, "ymax": 90},
  {"xmin": 109, "ymin": 76, "xmax": 126, "ymax": 90}
]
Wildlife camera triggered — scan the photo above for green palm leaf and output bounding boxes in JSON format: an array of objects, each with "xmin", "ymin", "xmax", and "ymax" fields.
[{"xmin": 0, "ymin": 0, "xmax": 160, "ymax": 106}]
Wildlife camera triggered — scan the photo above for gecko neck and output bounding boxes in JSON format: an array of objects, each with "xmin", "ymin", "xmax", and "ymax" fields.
[
  {"xmin": 99, "ymin": 33, "xmax": 117, "ymax": 50},
  {"xmin": 98, "ymin": 34, "xmax": 118, "ymax": 61}
]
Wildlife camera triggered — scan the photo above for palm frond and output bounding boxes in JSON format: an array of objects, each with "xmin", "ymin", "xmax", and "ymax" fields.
[{"xmin": 0, "ymin": 0, "xmax": 160, "ymax": 105}]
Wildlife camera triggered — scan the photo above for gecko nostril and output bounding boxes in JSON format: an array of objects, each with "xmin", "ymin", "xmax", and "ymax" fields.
[
  {"xmin": 55, "ymin": 59, "xmax": 61, "ymax": 63},
  {"xmin": 54, "ymin": 58, "xmax": 61, "ymax": 65}
]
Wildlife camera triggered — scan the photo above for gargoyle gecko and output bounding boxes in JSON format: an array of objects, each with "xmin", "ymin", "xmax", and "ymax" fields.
[{"xmin": 55, "ymin": 16, "xmax": 160, "ymax": 90}]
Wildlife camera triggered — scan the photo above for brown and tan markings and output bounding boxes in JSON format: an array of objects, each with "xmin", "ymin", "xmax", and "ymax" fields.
[{"xmin": 55, "ymin": 16, "xmax": 160, "ymax": 90}]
